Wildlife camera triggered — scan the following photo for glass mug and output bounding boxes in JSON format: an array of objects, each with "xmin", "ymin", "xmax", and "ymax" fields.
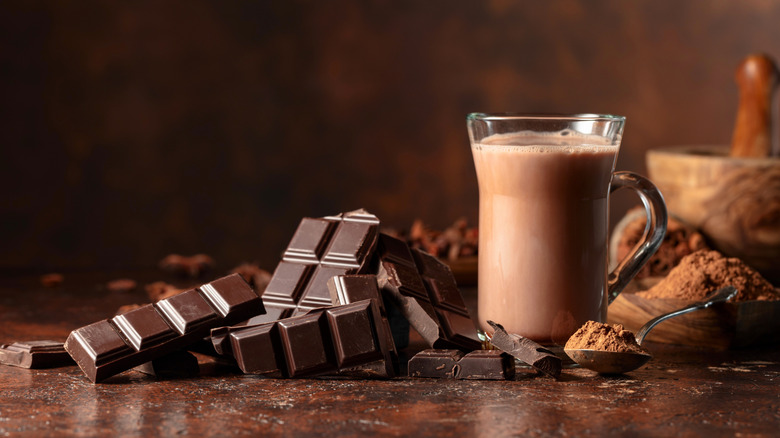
[{"xmin": 467, "ymin": 113, "xmax": 667, "ymax": 345}]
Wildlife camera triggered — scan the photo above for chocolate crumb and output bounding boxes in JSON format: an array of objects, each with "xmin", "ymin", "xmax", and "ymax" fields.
[
  {"xmin": 229, "ymin": 263, "xmax": 272, "ymax": 293},
  {"xmin": 158, "ymin": 254, "xmax": 215, "ymax": 277},
  {"xmin": 106, "ymin": 278, "xmax": 137, "ymax": 293},
  {"xmin": 144, "ymin": 281, "xmax": 184, "ymax": 302}
]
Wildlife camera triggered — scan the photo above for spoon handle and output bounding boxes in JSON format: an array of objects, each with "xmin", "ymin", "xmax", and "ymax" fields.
[{"xmin": 635, "ymin": 286, "xmax": 739, "ymax": 345}]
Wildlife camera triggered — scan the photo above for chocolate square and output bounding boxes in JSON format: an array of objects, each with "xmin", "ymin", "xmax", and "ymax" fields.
[
  {"xmin": 278, "ymin": 312, "xmax": 335, "ymax": 377},
  {"xmin": 325, "ymin": 301, "xmax": 382, "ymax": 368},
  {"xmin": 112, "ymin": 305, "xmax": 177, "ymax": 351},
  {"xmin": 156, "ymin": 289, "xmax": 219, "ymax": 334}
]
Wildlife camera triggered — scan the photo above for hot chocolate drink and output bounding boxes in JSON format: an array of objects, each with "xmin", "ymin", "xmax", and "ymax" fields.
[{"xmin": 472, "ymin": 132, "xmax": 618, "ymax": 344}]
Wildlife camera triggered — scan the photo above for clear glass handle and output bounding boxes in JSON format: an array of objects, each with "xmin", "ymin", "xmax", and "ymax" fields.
[{"xmin": 608, "ymin": 171, "xmax": 668, "ymax": 304}]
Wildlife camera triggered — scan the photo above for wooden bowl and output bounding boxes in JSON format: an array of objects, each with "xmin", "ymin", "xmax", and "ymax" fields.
[
  {"xmin": 608, "ymin": 287, "xmax": 780, "ymax": 349},
  {"xmin": 646, "ymin": 146, "xmax": 780, "ymax": 283}
]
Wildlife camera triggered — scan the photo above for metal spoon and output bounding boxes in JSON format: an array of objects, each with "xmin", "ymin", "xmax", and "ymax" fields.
[{"xmin": 565, "ymin": 286, "xmax": 738, "ymax": 374}]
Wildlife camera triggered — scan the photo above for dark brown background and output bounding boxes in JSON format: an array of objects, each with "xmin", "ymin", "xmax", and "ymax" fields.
[{"xmin": 2, "ymin": 0, "xmax": 779, "ymax": 272}]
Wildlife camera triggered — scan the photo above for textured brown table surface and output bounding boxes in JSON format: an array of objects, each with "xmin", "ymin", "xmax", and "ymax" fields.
[{"xmin": 1, "ymin": 269, "xmax": 779, "ymax": 437}]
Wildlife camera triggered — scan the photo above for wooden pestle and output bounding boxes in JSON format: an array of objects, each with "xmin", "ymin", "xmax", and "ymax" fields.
[{"xmin": 730, "ymin": 54, "xmax": 779, "ymax": 158}]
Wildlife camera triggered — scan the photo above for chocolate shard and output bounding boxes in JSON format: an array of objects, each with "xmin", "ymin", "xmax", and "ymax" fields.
[
  {"xmin": 64, "ymin": 273, "xmax": 264, "ymax": 383},
  {"xmin": 0, "ymin": 341, "xmax": 74, "ymax": 369},
  {"xmin": 133, "ymin": 350, "xmax": 199, "ymax": 378},
  {"xmin": 408, "ymin": 349, "xmax": 515, "ymax": 380},
  {"xmin": 228, "ymin": 300, "xmax": 395, "ymax": 378},
  {"xmin": 242, "ymin": 210, "xmax": 380, "ymax": 329},
  {"xmin": 376, "ymin": 233, "xmax": 481, "ymax": 352},
  {"xmin": 487, "ymin": 321, "xmax": 561, "ymax": 378}
]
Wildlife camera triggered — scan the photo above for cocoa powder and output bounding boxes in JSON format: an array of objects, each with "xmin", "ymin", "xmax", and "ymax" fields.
[
  {"xmin": 638, "ymin": 250, "xmax": 779, "ymax": 302},
  {"xmin": 565, "ymin": 321, "xmax": 649, "ymax": 354},
  {"xmin": 616, "ymin": 209, "xmax": 709, "ymax": 279}
]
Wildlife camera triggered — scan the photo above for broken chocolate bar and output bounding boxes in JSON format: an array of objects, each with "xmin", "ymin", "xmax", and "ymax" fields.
[
  {"xmin": 64, "ymin": 274, "xmax": 264, "ymax": 383},
  {"xmin": 249, "ymin": 209, "xmax": 380, "ymax": 325},
  {"xmin": 0, "ymin": 340, "xmax": 74, "ymax": 369},
  {"xmin": 228, "ymin": 299, "xmax": 395, "ymax": 378},
  {"xmin": 213, "ymin": 209, "xmax": 380, "ymax": 356},
  {"xmin": 408, "ymin": 349, "xmax": 514, "ymax": 380},
  {"xmin": 376, "ymin": 233, "xmax": 481, "ymax": 351},
  {"xmin": 487, "ymin": 321, "xmax": 561, "ymax": 378}
]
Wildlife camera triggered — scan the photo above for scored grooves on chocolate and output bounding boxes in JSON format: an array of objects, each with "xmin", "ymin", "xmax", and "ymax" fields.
[
  {"xmin": 251, "ymin": 209, "xmax": 380, "ymax": 325},
  {"xmin": 65, "ymin": 273, "xmax": 264, "ymax": 382},
  {"xmin": 227, "ymin": 300, "xmax": 393, "ymax": 378}
]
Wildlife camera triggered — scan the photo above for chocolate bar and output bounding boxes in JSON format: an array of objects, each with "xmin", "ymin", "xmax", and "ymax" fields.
[
  {"xmin": 408, "ymin": 349, "xmax": 515, "ymax": 380},
  {"xmin": 251, "ymin": 209, "xmax": 379, "ymax": 322},
  {"xmin": 212, "ymin": 210, "xmax": 380, "ymax": 357},
  {"xmin": 376, "ymin": 233, "xmax": 481, "ymax": 351},
  {"xmin": 0, "ymin": 341, "xmax": 74, "ymax": 369},
  {"xmin": 64, "ymin": 274, "xmax": 264, "ymax": 383},
  {"xmin": 487, "ymin": 321, "xmax": 561, "ymax": 378},
  {"xmin": 228, "ymin": 299, "xmax": 395, "ymax": 378}
]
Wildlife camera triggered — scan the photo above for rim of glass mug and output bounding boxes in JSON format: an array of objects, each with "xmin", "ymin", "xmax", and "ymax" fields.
[
  {"xmin": 467, "ymin": 113, "xmax": 626, "ymax": 146},
  {"xmin": 466, "ymin": 113, "xmax": 625, "ymax": 122}
]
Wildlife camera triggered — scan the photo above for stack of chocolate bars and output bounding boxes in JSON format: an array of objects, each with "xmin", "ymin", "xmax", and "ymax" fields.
[{"xmin": 50, "ymin": 209, "xmax": 561, "ymax": 383}]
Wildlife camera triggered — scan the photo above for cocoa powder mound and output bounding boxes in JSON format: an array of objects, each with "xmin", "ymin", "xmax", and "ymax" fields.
[
  {"xmin": 565, "ymin": 321, "xmax": 649, "ymax": 355},
  {"xmin": 638, "ymin": 250, "xmax": 779, "ymax": 302}
]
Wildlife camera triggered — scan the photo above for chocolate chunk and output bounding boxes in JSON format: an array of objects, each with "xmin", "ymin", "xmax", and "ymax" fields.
[
  {"xmin": 133, "ymin": 350, "xmax": 199, "ymax": 378},
  {"xmin": 487, "ymin": 321, "xmax": 561, "ymax": 378},
  {"xmin": 64, "ymin": 274, "xmax": 264, "ymax": 383},
  {"xmin": 326, "ymin": 275, "xmax": 399, "ymax": 370},
  {"xmin": 227, "ymin": 300, "xmax": 395, "ymax": 378},
  {"xmin": 376, "ymin": 234, "xmax": 481, "ymax": 351},
  {"xmin": 240, "ymin": 209, "xmax": 379, "ymax": 328},
  {"xmin": 0, "ymin": 341, "xmax": 74, "ymax": 369},
  {"xmin": 408, "ymin": 349, "xmax": 514, "ymax": 380},
  {"xmin": 457, "ymin": 350, "xmax": 515, "ymax": 380},
  {"xmin": 408, "ymin": 349, "xmax": 462, "ymax": 378}
]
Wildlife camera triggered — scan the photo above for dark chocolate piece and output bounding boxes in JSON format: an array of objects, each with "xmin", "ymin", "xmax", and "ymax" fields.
[
  {"xmin": 134, "ymin": 350, "xmax": 199, "ymax": 378},
  {"xmin": 376, "ymin": 234, "xmax": 481, "ymax": 351},
  {"xmin": 216, "ymin": 209, "xmax": 380, "ymax": 355},
  {"xmin": 408, "ymin": 349, "xmax": 462, "ymax": 379},
  {"xmin": 487, "ymin": 321, "xmax": 561, "ymax": 378},
  {"xmin": 327, "ymin": 275, "xmax": 398, "ymax": 370},
  {"xmin": 228, "ymin": 300, "xmax": 395, "ymax": 378},
  {"xmin": 64, "ymin": 274, "xmax": 264, "ymax": 383},
  {"xmin": 457, "ymin": 350, "xmax": 515, "ymax": 380},
  {"xmin": 0, "ymin": 341, "xmax": 74, "ymax": 369},
  {"xmin": 408, "ymin": 349, "xmax": 515, "ymax": 380}
]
